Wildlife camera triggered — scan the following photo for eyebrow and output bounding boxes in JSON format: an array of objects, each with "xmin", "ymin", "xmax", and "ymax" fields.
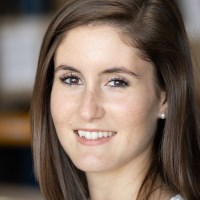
[
  {"xmin": 55, "ymin": 65, "xmax": 139, "ymax": 77},
  {"xmin": 101, "ymin": 67, "xmax": 139, "ymax": 77},
  {"xmin": 55, "ymin": 65, "xmax": 80, "ymax": 73}
]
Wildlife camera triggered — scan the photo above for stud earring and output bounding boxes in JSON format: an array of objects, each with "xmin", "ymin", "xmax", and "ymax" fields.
[{"xmin": 160, "ymin": 113, "xmax": 166, "ymax": 119}]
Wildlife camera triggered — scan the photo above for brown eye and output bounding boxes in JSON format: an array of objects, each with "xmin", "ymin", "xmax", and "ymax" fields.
[
  {"xmin": 107, "ymin": 78, "xmax": 129, "ymax": 88},
  {"xmin": 59, "ymin": 74, "xmax": 82, "ymax": 86}
]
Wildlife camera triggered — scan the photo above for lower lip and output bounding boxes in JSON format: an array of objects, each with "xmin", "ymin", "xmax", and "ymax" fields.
[{"xmin": 75, "ymin": 134, "xmax": 115, "ymax": 146}]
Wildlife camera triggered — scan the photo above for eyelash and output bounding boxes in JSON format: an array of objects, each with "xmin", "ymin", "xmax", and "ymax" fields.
[
  {"xmin": 107, "ymin": 77, "xmax": 129, "ymax": 88},
  {"xmin": 59, "ymin": 73, "xmax": 129, "ymax": 88},
  {"xmin": 59, "ymin": 73, "xmax": 82, "ymax": 86}
]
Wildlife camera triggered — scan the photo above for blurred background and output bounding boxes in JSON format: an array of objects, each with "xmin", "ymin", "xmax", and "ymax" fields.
[
  {"xmin": 0, "ymin": 0, "xmax": 64, "ymax": 199},
  {"xmin": 0, "ymin": 0, "xmax": 199, "ymax": 200}
]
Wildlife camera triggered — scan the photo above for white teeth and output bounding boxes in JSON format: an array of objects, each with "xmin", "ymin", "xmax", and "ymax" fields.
[
  {"xmin": 91, "ymin": 132, "xmax": 98, "ymax": 140},
  {"xmin": 103, "ymin": 132, "xmax": 108, "ymax": 137},
  {"xmin": 77, "ymin": 130, "xmax": 115, "ymax": 140},
  {"xmin": 99, "ymin": 132, "xmax": 103, "ymax": 138},
  {"xmin": 79, "ymin": 130, "xmax": 84, "ymax": 137},
  {"xmin": 85, "ymin": 131, "xmax": 92, "ymax": 139}
]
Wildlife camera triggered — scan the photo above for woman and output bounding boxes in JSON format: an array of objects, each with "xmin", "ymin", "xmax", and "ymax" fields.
[{"xmin": 31, "ymin": 0, "xmax": 200, "ymax": 199}]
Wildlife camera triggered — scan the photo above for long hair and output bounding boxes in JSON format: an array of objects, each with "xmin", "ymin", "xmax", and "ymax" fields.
[{"xmin": 31, "ymin": 0, "xmax": 200, "ymax": 199}]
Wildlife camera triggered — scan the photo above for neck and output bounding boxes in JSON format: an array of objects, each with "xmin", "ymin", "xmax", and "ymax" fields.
[{"xmin": 86, "ymin": 153, "xmax": 151, "ymax": 200}]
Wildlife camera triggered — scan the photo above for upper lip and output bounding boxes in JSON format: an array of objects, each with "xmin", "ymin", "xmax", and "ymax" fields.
[{"xmin": 74, "ymin": 128, "xmax": 116, "ymax": 133}]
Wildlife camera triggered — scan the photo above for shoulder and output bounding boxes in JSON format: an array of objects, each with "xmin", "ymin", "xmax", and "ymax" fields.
[{"xmin": 170, "ymin": 195, "xmax": 184, "ymax": 200}]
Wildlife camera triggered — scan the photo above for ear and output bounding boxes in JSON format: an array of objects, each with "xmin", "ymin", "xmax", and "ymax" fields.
[{"xmin": 158, "ymin": 90, "xmax": 168, "ymax": 119}]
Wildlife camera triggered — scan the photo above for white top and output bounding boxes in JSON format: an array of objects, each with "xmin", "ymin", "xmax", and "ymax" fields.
[
  {"xmin": 171, "ymin": 195, "xmax": 184, "ymax": 200},
  {"xmin": 87, "ymin": 194, "xmax": 184, "ymax": 200}
]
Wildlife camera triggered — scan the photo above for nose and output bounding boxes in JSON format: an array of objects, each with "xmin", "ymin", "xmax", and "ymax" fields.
[{"xmin": 79, "ymin": 89, "xmax": 105, "ymax": 122}]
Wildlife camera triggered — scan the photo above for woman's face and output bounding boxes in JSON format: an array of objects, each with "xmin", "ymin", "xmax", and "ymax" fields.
[{"xmin": 51, "ymin": 25, "xmax": 167, "ymax": 173}]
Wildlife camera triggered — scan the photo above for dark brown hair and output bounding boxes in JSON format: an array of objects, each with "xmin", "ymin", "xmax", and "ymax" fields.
[{"xmin": 31, "ymin": 0, "xmax": 200, "ymax": 199}]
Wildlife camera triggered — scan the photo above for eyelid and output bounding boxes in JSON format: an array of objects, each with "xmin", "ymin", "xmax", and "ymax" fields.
[
  {"xmin": 59, "ymin": 72, "xmax": 79, "ymax": 80},
  {"xmin": 59, "ymin": 72, "xmax": 83, "ymax": 85},
  {"xmin": 106, "ymin": 76, "xmax": 130, "ymax": 88},
  {"xmin": 107, "ymin": 76, "xmax": 128, "ymax": 82}
]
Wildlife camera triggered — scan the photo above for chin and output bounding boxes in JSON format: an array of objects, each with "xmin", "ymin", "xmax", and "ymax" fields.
[{"xmin": 72, "ymin": 157, "xmax": 109, "ymax": 173}]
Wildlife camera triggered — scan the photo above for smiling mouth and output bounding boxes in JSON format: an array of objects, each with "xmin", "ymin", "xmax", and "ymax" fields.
[{"xmin": 74, "ymin": 130, "xmax": 116, "ymax": 140}]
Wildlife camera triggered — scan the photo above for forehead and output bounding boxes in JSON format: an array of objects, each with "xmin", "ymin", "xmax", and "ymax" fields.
[
  {"xmin": 55, "ymin": 24, "xmax": 133, "ymax": 58},
  {"xmin": 54, "ymin": 25, "xmax": 150, "ymax": 70}
]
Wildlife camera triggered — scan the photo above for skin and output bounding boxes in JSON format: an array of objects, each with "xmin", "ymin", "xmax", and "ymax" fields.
[{"xmin": 51, "ymin": 25, "xmax": 168, "ymax": 200}]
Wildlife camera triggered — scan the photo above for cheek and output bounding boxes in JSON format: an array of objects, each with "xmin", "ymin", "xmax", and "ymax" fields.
[
  {"xmin": 50, "ymin": 90, "xmax": 64, "ymax": 123},
  {"xmin": 108, "ymin": 90, "xmax": 159, "ymax": 133},
  {"xmin": 112, "ymin": 94, "xmax": 157, "ymax": 117},
  {"xmin": 50, "ymin": 87, "xmax": 76, "ymax": 145},
  {"xmin": 112, "ymin": 95, "xmax": 158, "ymax": 153},
  {"xmin": 50, "ymin": 86, "xmax": 76, "ymax": 124}
]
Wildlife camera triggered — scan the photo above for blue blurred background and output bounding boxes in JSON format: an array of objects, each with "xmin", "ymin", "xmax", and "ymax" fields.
[{"xmin": 0, "ymin": 0, "xmax": 199, "ymax": 199}]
